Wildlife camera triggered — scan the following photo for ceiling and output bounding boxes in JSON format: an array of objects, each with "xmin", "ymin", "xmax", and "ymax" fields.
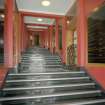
[
  {"xmin": 67, "ymin": 2, "xmax": 77, "ymax": 16},
  {"xmin": 21, "ymin": 0, "xmax": 76, "ymax": 29},
  {"xmin": 0, "ymin": 0, "xmax": 77, "ymax": 29},
  {"xmin": 16, "ymin": 0, "xmax": 76, "ymax": 15},
  {"xmin": 0, "ymin": 0, "xmax": 76, "ymax": 15},
  {"xmin": 24, "ymin": 16, "xmax": 55, "ymax": 25}
]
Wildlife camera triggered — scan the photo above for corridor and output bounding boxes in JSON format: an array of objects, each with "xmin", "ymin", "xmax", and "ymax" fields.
[{"xmin": 1, "ymin": 0, "xmax": 105, "ymax": 105}]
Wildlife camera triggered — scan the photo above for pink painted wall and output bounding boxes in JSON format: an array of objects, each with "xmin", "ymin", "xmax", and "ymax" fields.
[
  {"xmin": 86, "ymin": 67, "xmax": 105, "ymax": 89},
  {"xmin": 0, "ymin": 67, "xmax": 8, "ymax": 89}
]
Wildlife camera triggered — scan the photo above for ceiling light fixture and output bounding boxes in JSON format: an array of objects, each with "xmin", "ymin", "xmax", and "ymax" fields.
[
  {"xmin": 0, "ymin": 14, "xmax": 5, "ymax": 18},
  {"xmin": 93, "ymin": 7, "xmax": 99, "ymax": 12},
  {"xmin": 37, "ymin": 18, "xmax": 43, "ymax": 22},
  {"xmin": 67, "ymin": 20, "xmax": 70, "ymax": 24},
  {"xmin": 41, "ymin": 0, "xmax": 51, "ymax": 6}
]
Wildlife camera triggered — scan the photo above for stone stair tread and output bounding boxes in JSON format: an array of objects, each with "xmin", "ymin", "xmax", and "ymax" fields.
[
  {"xmin": 6, "ymin": 77, "xmax": 90, "ymax": 83},
  {"xmin": 3, "ymin": 83, "xmax": 95, "ymax": 91},
  {"xmin": 54, "ymin": 98, "xmax": 105, "ymax": 105},
  {"xmin": 0, "ymin": 90, "xmax": 101, "ymax": 102},
  {"xmin": 8, "ymin": 71, "xmax": 85, "ymax": 76}
]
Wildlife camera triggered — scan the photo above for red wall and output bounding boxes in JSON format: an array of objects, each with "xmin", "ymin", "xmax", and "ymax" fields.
[
  {"xmin": 86, "ymin": 67, "xmax": 105, "ymax": 89},
  {"xmin": 84, "ymin": 0, "xmax": 105, "ymax": 89},
  {"xmin": 0, "ymin": 67, "xmax": 8, "ymax": 89}
]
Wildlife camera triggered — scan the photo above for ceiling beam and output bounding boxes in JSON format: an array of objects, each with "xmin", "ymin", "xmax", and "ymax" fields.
[
  {"xmin": 20, "ymin": 11, "xmax": 63, "ymax": 19},
  {"xmin": 26, "ymin": 23, "xmax": 50, "ymax": 27},
  {"xmin": 28, "ymin": 29, "xmax": 44, "ymax": 32},
  {"xmin": 27, "ymin": 27, "xmax": 47, "ymax": 31}
]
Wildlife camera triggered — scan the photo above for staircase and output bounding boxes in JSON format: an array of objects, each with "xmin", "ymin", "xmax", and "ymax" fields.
[{"xmin": 0, "ymin": 47, "xmax": 105, "ymax": 105}]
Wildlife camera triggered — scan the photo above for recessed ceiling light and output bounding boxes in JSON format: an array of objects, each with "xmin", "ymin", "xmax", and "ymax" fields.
[
  {"xmin": 93, "ymin": 7, "xmax": 99, "ymax": 12},
  {"xmin": 67, "ymin": 20, "xmax": 70, "ymax": 24},
  {"xmin": 1, "ymin": 14, "xmax": 5, "ymax": 18},
  {"xmin": 41, "ymin": 0, "xmax": 51, "ymax": 6},
  {"xmin": 37, "ymin": 18, "xmax": 43, "ymax": 22}
]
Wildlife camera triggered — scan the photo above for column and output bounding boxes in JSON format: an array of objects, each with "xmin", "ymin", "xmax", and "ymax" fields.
[
  {"xmin": 18, "ymin": 13, "xmax": 22, "ymax": 62},
  {"xmin": 55, "ymin": 19, "xmax": 59, "ymax": 53},
  {"xmin": 41, "ymin": 31, "xmax": 45, "ymax": 48},
  {"xmin": 23, "ymin": 25, "xmax": 28, "ymax": 50},
  {"xmin": 21, "ymin": 16, "xmax": 25, "ymax": 52},
  {"xmin": 62, "ymin": 17, "xmax": 67, "ymax": 64},
  {"xmin": 49, "ymin": 25, "xmax": 53, "ymax": 53},
  {"xmin": 45, "ymin": 29, "xmax": 48, "ymax": 48},
  {"xmin": 42, "ymin": 31, "xmax": 45, "ymax": 48},
  {"xmin": 4, "ymin": 0, "xmax": 14, "ymax": 68},
  {"xmin": 77, "ymin": 0, "xmax": 87, "ymax": 67},
  {"xmin": 48, "ymin": 28, "xmax": 50, "ymax": 49},
  {"xmin": 14, "ymin": 12, "xmax": 20, "ymax": 67}
]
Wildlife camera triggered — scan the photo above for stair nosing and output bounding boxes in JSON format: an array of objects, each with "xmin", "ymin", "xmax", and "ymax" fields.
[
  {"xmin": 8, "ymin": 71, "xmax": 85, "ymax": 76},
  {"xmin": 6, "ymin": 77, "xmax": 90, "ymax": 83},
  {"xmin": 3, "ymin": 83, "xmax": 95, "ymax": 91},
  {"xmin": 54, "ymin": 99, "xmax": 105, "ymax": 105},
  {"xmin": 70, "ymin": 99, "xmax": 105, "ymax": 105},
  {"xmin": 0, "ymin": 90, "xmax": 101, "ymax": 102}
]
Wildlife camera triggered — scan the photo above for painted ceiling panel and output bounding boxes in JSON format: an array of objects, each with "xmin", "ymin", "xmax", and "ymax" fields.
[
  {"xmin": 16, "ymin": 0, "xmax": 76, "ymax": 15},
  {"xmin": 24, "ymin": 16, "xmax": 55, "ymax": 25}
]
